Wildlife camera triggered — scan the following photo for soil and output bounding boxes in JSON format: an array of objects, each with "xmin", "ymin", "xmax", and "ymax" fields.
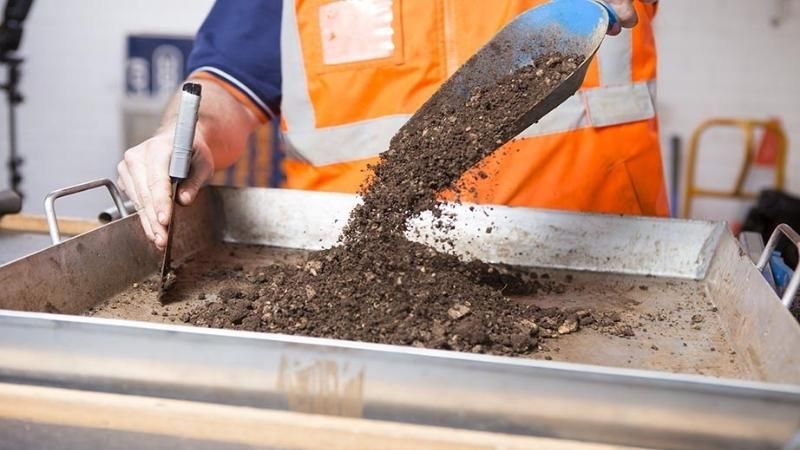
[
  {"xmin": 171, "ymin": 51, "xmax": 620, "ymax": 357},
  {"xmin": 182, "ymin": 242, "xmax": 635, "ymax": 356},
  {"xmin": 346, "ymin": 51, "xmax": 583, "ymax": 242},
  {"xmin": 92, "ymin": 244, "xmax": 746, "ymax": 378}
]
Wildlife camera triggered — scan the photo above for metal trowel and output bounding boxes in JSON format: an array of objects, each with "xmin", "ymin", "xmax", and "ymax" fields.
[
  {"xmin": 159, "ymin": 82, "xmax": 202, "ymax": 300},
  {"xmin": 409, "ymin": 0, "xmax": 617, "ymax": 140}
]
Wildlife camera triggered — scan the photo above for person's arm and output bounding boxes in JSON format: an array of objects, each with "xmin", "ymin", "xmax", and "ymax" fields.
[
  {"xmin": 118, "ymin": 0, "xmax": 281, "ymax": 249},
  {"xmin": 117, "ymin": 77, "xmax": 259, "ymax": 249},
  {"xmin": 605, "ymin": 0, "xmax": 658, "ymax": 35}
]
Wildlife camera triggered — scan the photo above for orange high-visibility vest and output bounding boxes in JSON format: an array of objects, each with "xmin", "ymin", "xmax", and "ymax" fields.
[{"xmin": 280, "ymin": 0, "xmax": 667, "ymax": 216}]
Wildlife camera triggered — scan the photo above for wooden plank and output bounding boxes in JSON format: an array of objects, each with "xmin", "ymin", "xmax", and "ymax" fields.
[
  {"xmin": 0, "ymin": 213, "xmax": 100, "ymax": 236},
  {"xmin": 0, "ymin": 383, "xmax": 646, "ymax": 450}
]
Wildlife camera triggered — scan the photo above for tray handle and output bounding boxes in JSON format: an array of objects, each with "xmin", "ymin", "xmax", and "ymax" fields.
[
  {"xmin": 44, "ymin": 178, "xmax": 129, "ymax": 244},
  {"xmin": 756, "ymin": 223, "xmax": 800, "ymax": 309}
]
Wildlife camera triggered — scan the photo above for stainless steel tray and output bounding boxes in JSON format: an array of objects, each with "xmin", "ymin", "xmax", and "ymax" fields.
[{"xmin": 1, "ymin": 186, "xmax": 799, "ymax": 450}]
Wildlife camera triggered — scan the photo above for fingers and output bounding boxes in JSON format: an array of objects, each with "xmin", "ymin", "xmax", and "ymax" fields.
[
  {"xmin": 118, "ymin": 132, "xmax": 213, "ymax": 250},
  {"xmin": 126, "ymin": 150, "xmax": 166, "ymax": 248},
  {"xmin": 118, "ymin": 160, "xmax": 155, "ymax": 243},
  {"xmin": 147, "ymin": 146, "xmax": 174, "ymax": 230},
  {"xmin": 118, "ymin": 136, "xmax": 174, "ymax": 250},
  {"xmin": 606, "ymin": 0, "xmax": 639, "ymax": 32},
  {"xmin": 177, "ymin": 151, "xmax": 214, "ymax": 206}
]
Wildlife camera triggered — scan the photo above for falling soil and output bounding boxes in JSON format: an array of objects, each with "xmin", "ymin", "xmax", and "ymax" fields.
[
  {"xmin": 181, "ymin": 51, "xmax": 613, "ymax": 356},
  {"xmin": 346, "ymin": 51, "xmax": 583, "ymax": 242}
]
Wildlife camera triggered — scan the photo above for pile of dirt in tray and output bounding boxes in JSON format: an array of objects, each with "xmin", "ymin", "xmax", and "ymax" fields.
[
  {"xmin": 186, "ymin": 240, "xmax": 633, "ymax": 355},
  {"xmin": 185, "ymin": 51, "xmax": 627, "ymax": 356}
]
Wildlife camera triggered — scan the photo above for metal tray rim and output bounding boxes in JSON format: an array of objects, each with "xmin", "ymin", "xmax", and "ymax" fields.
[{"xmin": 3, "ymin": 308, "xmax": 799, "ymax": 396}]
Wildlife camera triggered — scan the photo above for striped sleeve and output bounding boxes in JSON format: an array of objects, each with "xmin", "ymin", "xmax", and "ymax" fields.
[{"xmin": 187, "ymin": 0, "xmax": 282, "ymax": 121}]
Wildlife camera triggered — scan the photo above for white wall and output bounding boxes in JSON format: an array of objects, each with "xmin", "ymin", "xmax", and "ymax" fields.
[
  {"xmin": 0, "ymin": 0, "xmax": 797, "ymax": 220},
  {"xmin": 0, "ymin": 0, "xmax": 213, "ymax": 218},
  {"xmin": 655, "ymin": 0, "xmax": 800, "ymax": 221}
]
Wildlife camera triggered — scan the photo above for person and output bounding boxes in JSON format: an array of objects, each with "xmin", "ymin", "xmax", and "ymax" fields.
[{"xmin": 118, "ymin": 0, "xmax": 665, "ymax": 250}]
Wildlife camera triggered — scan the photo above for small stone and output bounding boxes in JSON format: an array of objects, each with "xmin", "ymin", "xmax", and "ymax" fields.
[
  {"xmin": 431, "ymin": 320, "xmax": 447, "ymax": 338},
  {"xmin": 578, "ymin": 314, "xmax": 595, "ymax": 326},
  {"xmin": 304, "ymin": 260, "xmax": 323, "ymax": 276},
  {"xmin": 447, "ymin": 303, "xmax": 471, "ymax": 320},
  {"xmin": 218, "ymin": 287, "xmax": 243, "ymax": 300},
  {"xmin": 132, "ymin": 282, "xmax": 139, "ymax": 288},
  {"xmin": 558, "ymin": 316, "xmax": 579, "ymax": 335},
  {"xmin": 540, "ymin": 328, "xmax": 557, "ymax": 339},
  {"xmin": 197, "ymin": 292, "xmax": 207, "ymax": 300},
  {"xmin": 540, "ymin": 317, "xmax": 559, "ymax": 329},
  {"xmin": 651, "ymin": 344, "xmax": 659, "ymax": 351},
  {"xmin": 517, "ymin": 319, "xmax": 539, "ymax": 337},
  {"xmin": 510, "ymin": 333, "xmax": 532, "ymax": 352},
  {"xmin": 304, "ymin": 285, "xmax": 317, "ymax": 300},
  {"xmin": 691, "ymin": 314, "xmax": 705, "ymax": 324}
]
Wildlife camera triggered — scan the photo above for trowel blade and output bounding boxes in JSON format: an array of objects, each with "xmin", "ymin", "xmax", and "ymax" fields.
[{"xmin": 158, "ymin": 182, "xmax": 179, "ymax": 301}]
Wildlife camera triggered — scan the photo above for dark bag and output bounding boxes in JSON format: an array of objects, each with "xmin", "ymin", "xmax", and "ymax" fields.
[{"xmin": 742, "ymin": 190, "xmax": 800, "ymax": 268}]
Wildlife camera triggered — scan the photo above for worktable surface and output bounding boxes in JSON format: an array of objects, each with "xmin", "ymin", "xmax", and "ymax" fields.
[{"xmin": 0, "ymin": 230, "xmax": 51, "ymax": 265}]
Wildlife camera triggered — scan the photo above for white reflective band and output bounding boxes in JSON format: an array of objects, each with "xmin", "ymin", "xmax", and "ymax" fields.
[
  {"xmin": 648, "ymin": 78, "xmax": 657, "ymax": 104},
  {"xmin": 283, "ymin": 81, "xmax": 656, "ymax": 165},
  {"xmin": 281, "ymin": 0, "xmax": 316, "ymax": 131},
  {"xmin": 283, "ymin": 114, "xmax": 411, "ymax": 165},
  {"xmin": 584, "ymin": 81, "xmax": 654, "ymax": 128},
  {"xmin": 597, "ymin": 28, "xmax": 632, "ymax": 86}
]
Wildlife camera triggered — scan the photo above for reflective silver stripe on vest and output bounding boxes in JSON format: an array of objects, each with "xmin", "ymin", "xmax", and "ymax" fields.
[
  {"xmin": 597, "ymin": 28, "xmax": 632, "ymax": 86},
  {"xmin": 284, "ymin": 114, "xmax": 411, "ymax": 165},
  {"xmin": 281, "ymin": 2, "xmax": 654, "ymax": 166},
  {"xmin": 280, "ymin": 0, "xmax": 315, "ymax": 135}
]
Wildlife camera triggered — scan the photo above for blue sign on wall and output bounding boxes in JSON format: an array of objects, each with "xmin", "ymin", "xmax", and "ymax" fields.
[{"xmin": 126, "ymin": 35, "xmax": 194, "ymax": 97}]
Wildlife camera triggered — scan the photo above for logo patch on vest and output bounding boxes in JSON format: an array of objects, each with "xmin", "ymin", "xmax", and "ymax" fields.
[{"xmin": 319, "ymin": 0, "xmax": 396, "ymax": 65}]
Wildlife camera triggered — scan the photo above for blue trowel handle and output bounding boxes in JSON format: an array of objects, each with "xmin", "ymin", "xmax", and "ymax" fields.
[{"xmin": 593, "ymin": 0, "xmax": 619, "ymax": 32}]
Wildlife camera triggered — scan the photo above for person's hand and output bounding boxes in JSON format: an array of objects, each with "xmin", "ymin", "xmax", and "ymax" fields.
[
  {"xmin": 117, "ymin": 124, "xmax": 214, "ymax": 250},
  {"xmin": 605, "ymin": 0, "xmax": 658, "ymax": 36}
]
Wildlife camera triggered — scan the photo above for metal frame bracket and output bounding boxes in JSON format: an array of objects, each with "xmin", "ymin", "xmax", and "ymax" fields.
[
  {"xmin": 756, "ymin": 223, "xmax": 800, "ymax": 308},
  {"xmin": 44, "ymin": 178, "xmax": 129, "ymax": 245}
]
